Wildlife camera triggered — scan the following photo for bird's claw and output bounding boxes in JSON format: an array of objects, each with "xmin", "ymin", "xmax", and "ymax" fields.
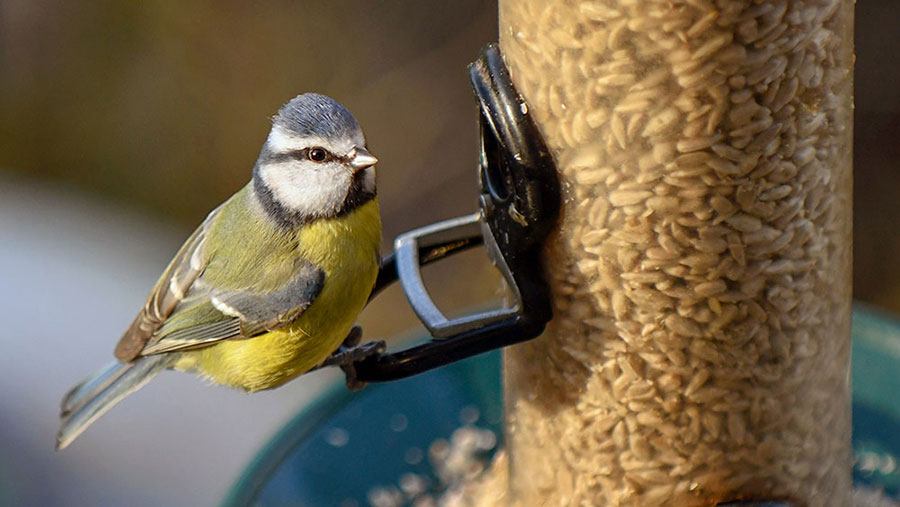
[{"xmin": 318, "ymin": 326, "xmax": 385, "ymax": 390}]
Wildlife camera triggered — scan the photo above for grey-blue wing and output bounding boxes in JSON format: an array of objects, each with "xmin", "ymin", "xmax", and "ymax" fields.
[
  {"xmin": 138, "ymin": 261, "xmax": 325, "ymax": 356},
  {"xmin": 209, "ymin": 262, "xmax": 325, "ymax": 336}
]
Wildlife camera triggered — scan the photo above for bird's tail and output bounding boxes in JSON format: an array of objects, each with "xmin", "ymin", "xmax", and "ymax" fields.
[{"xmin": 57, "ymin": 354, "xmax": 172, "ymax": 450}]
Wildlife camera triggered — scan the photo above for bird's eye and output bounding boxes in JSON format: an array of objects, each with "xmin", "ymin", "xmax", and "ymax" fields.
[{"xmin": 308, "ymin": 147, "xmax": 328, "ymax": 162}]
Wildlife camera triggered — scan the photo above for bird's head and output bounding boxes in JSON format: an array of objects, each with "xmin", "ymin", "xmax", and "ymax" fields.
[{"xmin": 252, "ymin": 93, "xmax": 377, "ymax": 227}]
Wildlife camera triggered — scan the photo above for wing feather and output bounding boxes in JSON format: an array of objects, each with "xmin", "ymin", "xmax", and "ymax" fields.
[
  {"xmin": 114, "ymin": 205, "xmax": 223, "ymax": 361},
  {"xmin": 140, "ymin": 319, "xmax": 243, "ymax": 355},
  {"xmin": 115, "ymin": 193, "xmax": 326, "ymax": 359},
  {"xmin": 135, "ymin": 255, "xmax": 325, "ymax": 356}
]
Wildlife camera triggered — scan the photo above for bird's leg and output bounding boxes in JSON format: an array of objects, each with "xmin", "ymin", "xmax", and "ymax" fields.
[{"xmin": 317, "ymin": 325, "xmax": 385, "ymax": 390}]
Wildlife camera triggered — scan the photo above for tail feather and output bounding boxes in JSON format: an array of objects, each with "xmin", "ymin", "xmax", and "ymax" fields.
[
  {"xmin": 61, "ymin": 361, "xmax": 133, "ymax": 417},
  {"xmin": 57, "ymin": 355, "xmax": 172, "ymax": 450}
]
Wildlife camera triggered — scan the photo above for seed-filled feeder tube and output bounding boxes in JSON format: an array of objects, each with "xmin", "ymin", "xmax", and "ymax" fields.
[{"xmin": 498, "ymin": 0, "xmax": 854, "ymax": 505}]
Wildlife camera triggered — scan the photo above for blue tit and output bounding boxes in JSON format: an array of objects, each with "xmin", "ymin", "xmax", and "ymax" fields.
[{"xmin": 57, "ymin": 93, "xmax": 382, "ymax": 450}]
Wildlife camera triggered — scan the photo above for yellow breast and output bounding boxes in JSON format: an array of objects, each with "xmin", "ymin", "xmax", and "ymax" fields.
[{"xmin": 178, "ymin": 199, "xmax": 381, "ymax": 391}]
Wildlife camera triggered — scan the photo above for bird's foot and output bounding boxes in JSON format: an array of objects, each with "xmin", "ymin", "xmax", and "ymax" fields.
[{"xmin": 319, "ymin": 326, "xmax": 385, "ymax": 391}]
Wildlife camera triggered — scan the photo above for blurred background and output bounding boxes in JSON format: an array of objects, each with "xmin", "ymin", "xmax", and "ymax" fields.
[{"xmin": 0, "ymin": 1, "xmax": 896, "ymax": 506}]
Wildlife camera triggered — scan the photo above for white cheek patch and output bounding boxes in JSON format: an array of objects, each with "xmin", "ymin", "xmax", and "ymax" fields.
[{"xmin": 259, "ymin": 162, "xmax": 351, "ymax": 216}]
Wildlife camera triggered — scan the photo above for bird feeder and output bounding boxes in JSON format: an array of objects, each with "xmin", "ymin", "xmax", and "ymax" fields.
[{"xmin": 498, "ymin": 0, "xmax": 854, "ymax": 504}]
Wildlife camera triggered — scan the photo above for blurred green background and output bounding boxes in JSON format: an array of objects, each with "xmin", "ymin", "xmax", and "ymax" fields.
[
  {"xmin": 0, "ymin": 0, "xmax": 497, "ymax": 240},
  {"xmin": 0, "ymin": 1, "xmax": 897, "ymax": 506}
]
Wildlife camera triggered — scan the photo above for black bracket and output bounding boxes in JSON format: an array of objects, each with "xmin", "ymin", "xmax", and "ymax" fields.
[{"xmin": 353, "ymin": 44, "xmax": 561, "ymax": 382}]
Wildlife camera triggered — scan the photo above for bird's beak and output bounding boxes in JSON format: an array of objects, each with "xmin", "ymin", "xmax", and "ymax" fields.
[{"xmin": 349, "ymin": 147, "xmax": 378, "ymax": 171}]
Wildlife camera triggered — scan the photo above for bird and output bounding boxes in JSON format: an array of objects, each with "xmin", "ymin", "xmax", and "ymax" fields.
[{"xmin": 57, "ymin": 93, "xmax": 383, "ymax": 450}]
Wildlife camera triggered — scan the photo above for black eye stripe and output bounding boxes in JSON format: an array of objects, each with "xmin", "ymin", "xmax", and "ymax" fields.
[
  {"xmin": 262, "ymin": 147, "xmax": 353, "ymax": 165},
  {"xmin": 292, "ymin": 148, "xmax": 313, "ymax": 160}
]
